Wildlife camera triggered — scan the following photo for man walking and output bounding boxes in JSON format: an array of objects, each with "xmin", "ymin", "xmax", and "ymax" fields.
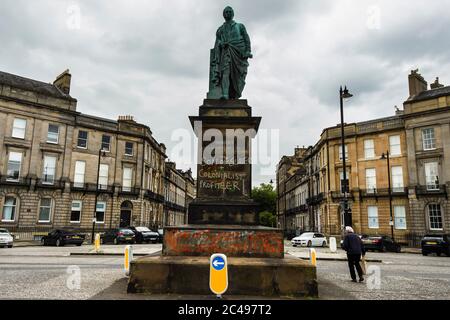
[{"xmin": 342, "ymin": 226, "xmax": 365, "ymax": 283}]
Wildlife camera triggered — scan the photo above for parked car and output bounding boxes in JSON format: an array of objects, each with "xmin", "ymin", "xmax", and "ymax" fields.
[
  {"xmin": 340, "ymin": 234, "xmax": 367, "ymax": 249},
  {"xmin": 41, "ymin": 229, "xmax": 85, "ymax": 247},
  {"xmin": 100, "ymin": 228, "xmax": 135, "ymax": 245},
  {"xmin": 156, "ymin": 228, "xmax": 164, "ymax": 243},
  {"xmin": 0, "ymin": 228, "xmax": 14, "ymax": 248},
  {"xmin": 291, "ymin": 232, "xmax": 328, "ymax": 247},
  {"xmin": 128, "ymin": 226, "xmax": 159, "ymax": 244},
  {"xmin": 363, "ymin": 236, "xmax": 401, "ymax": 253},
  {"xmin": 421, "ymin": 234, "xmax": 450, "ymax": 256}
]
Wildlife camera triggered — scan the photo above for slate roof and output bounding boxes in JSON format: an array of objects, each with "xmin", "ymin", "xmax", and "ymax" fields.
[
  {"xmin": 0, "ymin": 70, "xmax": 75, "ymax": 101},
  {"xmin": 407, "ymin": 85, "xmax": 450, "ymax": 103}
]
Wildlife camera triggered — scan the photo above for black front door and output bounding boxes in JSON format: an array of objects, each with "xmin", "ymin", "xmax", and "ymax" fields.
[{"xmin": 120, "ymin": 210, "xmax": 131, "ymax": 227}]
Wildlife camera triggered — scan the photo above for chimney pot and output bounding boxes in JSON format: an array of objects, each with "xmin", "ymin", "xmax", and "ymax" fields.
[{"xmin": 430, "ymin": 77, "xmax": 444, "ymax": 90}]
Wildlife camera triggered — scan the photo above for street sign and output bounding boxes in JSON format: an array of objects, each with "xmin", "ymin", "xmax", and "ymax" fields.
[{"xmin": 210, "ymin": 253, "xmax": 228, "ymax": 296}]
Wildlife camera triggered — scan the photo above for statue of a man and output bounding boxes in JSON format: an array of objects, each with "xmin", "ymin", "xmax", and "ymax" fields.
[{"xmin": 208, "ymin": 6, "xmax": 252, "ymax": 100}]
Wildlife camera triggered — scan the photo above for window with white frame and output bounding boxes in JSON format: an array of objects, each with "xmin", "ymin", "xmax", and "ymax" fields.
[
  {"xmin": 2, "ymin": 197, "xmax": 17, "ymax": 222},
  {"xmin": 47, "ymin": 124, "xmax": 59, "ymax": 144},
  {"xmin": 74, "ymin": 161, "xmax": 86, "ymax": 187},
  {"xmin": 389, "ymin": 135, "xmax": 401, "ymax": 156},
  {"xmin": 95, "ymin": 202, "xmax": 106, "ymax": 223},
  {"xmin": 123, "ymin": 167, "xmax": 133, "ymax": 191},
  {"xmin": 365, "ymin": 168, "xmax": 377, "ymax": 193},
  {"xmin": 98, "ymin": 164, "xmax": 109, "ymax": 190},
  {"xmin": 125, "ymin": 142, "xmax": 134, "ymax": 156},
  {"xmin": 422, "ymin": 128, "xmax": 436, "ymax": 150},
  {"xmin": 7, "ymin": 152, "xmax": 22, "ymax": 181},
  {"xmin": 77, "ymin": 130, "xmax": 88, "ymax": 149},
  {"xmin": 368, "ymin": 206, "xmax": 379, "ymax": 229},
  {"xmin": 391, "ymin": 166, "xmax": 404, "ymax": 192},
  {"xmin": 428, "ymin": 204, "xmax": 443, "ymax": 230},
  {"xmin": 425, "ymin": 162, "xmax": 439, "ymax": 190},
  {"xmin": 70, "ymin": 200, "xmax": 82, "ymax": 223},
  {"xmin": 42, "ymin": 156, "xmax": 57, "ymax": 184},
  {"xmin": 338, "ymin": 144, "xmax": 348, "ymax": 161},
  {"xmin": 38, "ymin": 198, "xmax": 52, "ymax": 222},
  {"xmin": 364, "ymin": 139, "xmax": 375, "ymax": 159},
  {"xmin": 394, "ymin": 206, "xmax": 407, "ymax": 230},
  {"xmin": 12, "ymin": 118, "xmax": 26, "ymax": 139},
  {"xmin": 101, "ymin": 135, "xmax": 111, "ymax": 152}
]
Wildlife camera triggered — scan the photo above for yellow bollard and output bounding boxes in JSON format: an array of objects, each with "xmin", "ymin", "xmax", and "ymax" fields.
[
  {"xmin": 94, "ymin": 233, "xmax": 101, "ymax": 252},
  {"xmin": 309, "ymin": 248, "xmax": 317, "ymax": 266},
  {"xmin": 124, "ymin": 245, "xmax": 133, "ymax": 276}
]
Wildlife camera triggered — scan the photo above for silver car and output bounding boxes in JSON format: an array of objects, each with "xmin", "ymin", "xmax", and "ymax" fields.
[{"xmin": 0, "ymin": 228, "xmax": 14, "ymax": 248}]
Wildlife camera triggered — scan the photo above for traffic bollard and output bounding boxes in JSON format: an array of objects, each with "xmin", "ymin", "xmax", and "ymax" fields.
[
  {"xmin": 329, "ymin": 237, "xmax": 337, "ymax": 253},
  {"xmin": 124, "ymin": 245, "xmax": 133, "ymax": 276},
  {"xmin": 309, "ymin": 248, "xmax": 317, "ymax": 266},
  {"xmin": 94, "ymin": 233, "xmax": 101, "ymax": 252}
]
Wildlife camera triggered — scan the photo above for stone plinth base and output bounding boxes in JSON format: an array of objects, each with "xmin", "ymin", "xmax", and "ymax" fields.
[
  {"xmin": 127, "ymin": 255, "xmax": 318, "ymax": 298},
  {"xmin": 163, "ymin": 225, "xmax": 284, "ymax": 259}
]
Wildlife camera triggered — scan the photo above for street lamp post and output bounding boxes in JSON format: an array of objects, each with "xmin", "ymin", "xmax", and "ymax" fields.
[
  {"xmin": 340, "ymin": 86, "xmax": 353, "ymax": 228},
  {"xmin": 91, "ymin": 149, "xmax": 106, "ymax": 244},
  {"xmin": 381, "ymin": 151, "xmax": 395, "ymax": 241}
]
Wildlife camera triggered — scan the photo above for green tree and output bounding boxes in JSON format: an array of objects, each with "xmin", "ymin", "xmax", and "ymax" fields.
[
  {"xmin": 259, "ymin": 211, "xmax": 277, "ymax": 228},
  {"xmin": 251, "ymin": 183, "xmax": 277, "ymax": 227}
]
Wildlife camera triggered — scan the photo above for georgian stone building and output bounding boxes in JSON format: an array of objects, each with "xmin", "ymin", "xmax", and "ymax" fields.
[
  {"xmin": 404, "ymin": 71, "xmax": 450, "ymax": 237},
  {"xmin": 0, "ymin": 69, "xmax": 194, "ymax": 240},
  {"xmin": 278, "ymin": 70, "xmax": 450, "ymax": 245},
  {"xmin": 163, "ymin": 162, "xmax": 195, "ymax": 226}
]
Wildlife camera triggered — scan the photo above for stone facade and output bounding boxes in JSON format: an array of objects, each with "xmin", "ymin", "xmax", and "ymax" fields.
[
  {"xmin": 278, "ymin": 70, "xmax": 450, "ymax": 245},
  {"xmin": 163, "ymin": 162, "xmax": 195, "ymax": 226},
  {"xmin": 0, "ymin": 69, "xmax": 195, "ymax": 240},
  {"xmin": 403, "ymin": 71, "xmax": 450, "ymax": 237}
]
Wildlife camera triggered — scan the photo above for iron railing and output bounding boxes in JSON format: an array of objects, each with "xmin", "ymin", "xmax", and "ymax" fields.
[{"xmin": 415, "ymin": 185, "xmax": 447, "ymax": 199}]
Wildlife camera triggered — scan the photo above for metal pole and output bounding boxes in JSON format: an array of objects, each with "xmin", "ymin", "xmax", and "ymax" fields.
[
  {"xmin": 91, "ymin": 149, "xmax": 102, "ymax": 244},
  {"xmin": 340, "ymin": 87, "xmax": 351, "ymax": 228},
  {"xmin": 386, "ymin": 151, "xmax": 394, "ymax": 240}
]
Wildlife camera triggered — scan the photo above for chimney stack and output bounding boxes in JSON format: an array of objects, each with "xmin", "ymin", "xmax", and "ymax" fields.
[
  {"xmin": 430, "ymin": 77, "xmax": 444, "ymax": 90},
  {"xmin": 53, "ymin": 69, "xmax": 71, "ymax": 94},
  {"xmin": 408, "ymin": 69, "xmax": 428, "ymax": 97},
  {"xmin": 118, "ymin": 115, "xmax": 136, "ymax": 123}
]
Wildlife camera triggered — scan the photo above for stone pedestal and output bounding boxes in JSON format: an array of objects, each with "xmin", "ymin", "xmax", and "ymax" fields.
[
  {"xmin": 127, "ymin": 98, "xmax": 318, "ymax": 297},
  {"xmin": 162, "ymin": 225, "xmax": 284, "ymax": 258}
]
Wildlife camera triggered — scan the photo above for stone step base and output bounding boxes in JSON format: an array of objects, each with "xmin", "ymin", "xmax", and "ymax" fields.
[{"xmin": 127, "ymin": 255, "xmax": 318, "ymax": 298}]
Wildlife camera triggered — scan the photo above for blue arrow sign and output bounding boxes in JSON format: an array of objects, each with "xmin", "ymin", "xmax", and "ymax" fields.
[{"xmin": 212, "ymin": 256, "xmax": 225, "ymax": 271}]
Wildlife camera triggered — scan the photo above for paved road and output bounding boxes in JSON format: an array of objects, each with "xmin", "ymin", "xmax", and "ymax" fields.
[
  {"xmin": 286, "ymin": 244, "xmax": 450, "ymax": 300},
  {"xmin": 1, "ymin": 243, "xmax": 449, "ymax": 300}
]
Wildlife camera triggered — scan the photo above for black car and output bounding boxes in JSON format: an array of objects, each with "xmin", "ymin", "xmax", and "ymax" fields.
[
  {"xmin": 100, "ymin": 228, "xmax": 135, "ymax": 245},
  {"xmin": 42, "ymin": 229, "xmax": 85, "ymax": 247},
  {"xmin": 421, "ymin": 234, "xmax": 450, "ymax": 256},
  {"xmin": 363, "ymin": 236, "xmax": 401, "ymax": 253},
  {"xmin": 340, "ymin": 234, "xmax": 367, "ymax": 249},
  {"xmin": 128, "ymin": 226, "xmax": 159, "ymax": 244}
]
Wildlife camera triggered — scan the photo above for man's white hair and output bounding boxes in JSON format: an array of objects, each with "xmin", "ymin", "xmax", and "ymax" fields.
[{"xmin": 345, "ymin": 226, "xmax": 354, "ymax": 233}]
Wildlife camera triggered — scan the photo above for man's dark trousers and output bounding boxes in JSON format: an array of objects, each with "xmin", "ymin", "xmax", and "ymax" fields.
[{"xmin": 347, "ymin": 254, "xmax": 363, "ymax": 280}]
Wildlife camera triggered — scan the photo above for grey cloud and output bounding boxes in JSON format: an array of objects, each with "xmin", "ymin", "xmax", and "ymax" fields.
[{"xmin": 1, "ymin": 0, "xmax": 449, "ymax": 185}]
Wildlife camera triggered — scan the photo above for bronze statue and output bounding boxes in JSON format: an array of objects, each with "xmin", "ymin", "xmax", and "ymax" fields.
[{"xmin": 207, "ymin": 6, "xmax": 252, "ymax": 100}]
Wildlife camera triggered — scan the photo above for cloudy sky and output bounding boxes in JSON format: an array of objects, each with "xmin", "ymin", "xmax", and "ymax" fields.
[{"xmin": 1, "ymin": 0, "xmax": 450, "ymax": 185}]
